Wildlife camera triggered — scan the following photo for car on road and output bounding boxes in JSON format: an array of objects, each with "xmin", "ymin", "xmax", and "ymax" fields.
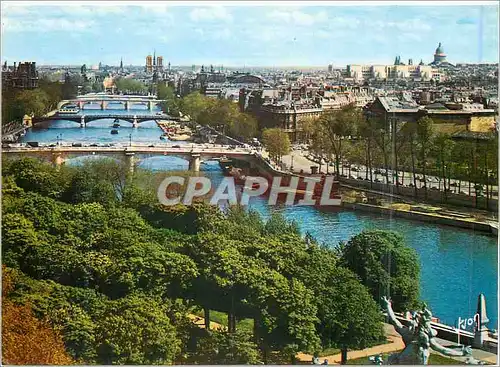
[{"xmin": 172, "ymin": 145, "xmax": 181, "ymax": 148}]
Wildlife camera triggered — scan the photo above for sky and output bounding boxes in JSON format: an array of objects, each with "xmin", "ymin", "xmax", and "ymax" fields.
[{"xmin": 1, "ymin": 1, "xmax": 499, "ymax": 67}]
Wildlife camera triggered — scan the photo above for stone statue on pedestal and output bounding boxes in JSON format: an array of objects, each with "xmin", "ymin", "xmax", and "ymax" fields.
[{"xmin": 382, "ymin": 296, "xmax": 473, "ymax": 365}]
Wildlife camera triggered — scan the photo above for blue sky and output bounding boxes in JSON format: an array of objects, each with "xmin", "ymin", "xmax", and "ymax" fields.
[{"xmin": 1, "ymin": 2, "xmax": 498, "ymax": 67}]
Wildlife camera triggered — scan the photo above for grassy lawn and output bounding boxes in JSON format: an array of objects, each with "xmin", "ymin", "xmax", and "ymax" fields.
[
  {"xmin": 347, "ymin": 351, "xmax": 466, "ymax": 365},
  {"xmin": 192, "ymin": 309, "xmax": 254, "ymax": 332}
]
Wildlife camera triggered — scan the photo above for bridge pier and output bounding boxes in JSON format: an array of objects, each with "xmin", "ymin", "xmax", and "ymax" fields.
[
  {"xmin": 189, "ymin": 154, "xmax": 201, "ymax": 172},
  {"xmin": 101, "ymin": 101, "xmax": 108, "ymax": 110},
  {"xmin": 78, "ymin": 101, "xmax": 84, "ymax": 110},
  {"xmin": 133, "ymin": 116, "xmax": 138, "ymax": 128},
  {"xmin": 148, "ymin": 101, "xmax": 153, "ymax": 111},
  {"xmin": 125, "ymin": 152, "xmax": 135, "ymax": 173},
  {"xmin": 125, "ymin": 101, "xmax": 130, "ymax": 110},
  {"xmin": 80, "ymin": 115, "xmax": 86, "ymax": 128}
]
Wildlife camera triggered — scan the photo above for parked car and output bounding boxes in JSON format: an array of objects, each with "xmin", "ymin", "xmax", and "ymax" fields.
[{"xmin": 172, "ymin": 145, "xmax": 181, "ymax": 148}]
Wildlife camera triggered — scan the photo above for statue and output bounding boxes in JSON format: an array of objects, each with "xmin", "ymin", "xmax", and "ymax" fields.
[{"xmin": 382, "ymin": 296, "xmax": 473, "ymax": 365}]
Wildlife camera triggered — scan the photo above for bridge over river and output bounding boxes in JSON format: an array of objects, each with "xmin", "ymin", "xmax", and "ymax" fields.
[
  {"xmin": 2, "ymin": 145, "xmax": 256, "ymax": 172},
  {"xmin": 33, "ymin": 113, "xmax": 174, "ymax": 127},
  {"xmin": 57, "ymin": 94, "xmax": 166, "ymax": 111}
]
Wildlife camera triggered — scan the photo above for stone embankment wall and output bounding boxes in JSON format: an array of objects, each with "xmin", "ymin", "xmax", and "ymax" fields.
[{"xmin": 339, "ymin": 178, "xmax": 498, "ymax": 212}]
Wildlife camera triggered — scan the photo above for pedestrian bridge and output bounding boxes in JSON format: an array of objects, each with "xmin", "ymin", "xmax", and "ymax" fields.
[
  {"xmin": 32, "ymin": 113, "xmax": 174, "ymax": 127},
  {"xmin": 2, "ymin": 145, "xmax": 256, "ymax": 172},
  {"xmin": 58, "ymin": 95, "xmax": 166, "ymax": 111}
]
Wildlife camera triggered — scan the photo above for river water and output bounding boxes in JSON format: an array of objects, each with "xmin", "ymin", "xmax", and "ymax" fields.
[{"xmin": 19, "ymin": 105, "xmax": 498, "ymax": 330}]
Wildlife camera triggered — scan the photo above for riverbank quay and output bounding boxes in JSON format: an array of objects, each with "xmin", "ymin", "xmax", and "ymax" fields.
[
  {"xmin": 232, "ymin": 153, "xmax": 498, "ymax": 235},
  {"xmin": 340, "ymin": 177, "xmax": 498, "ymax": 213},
  {"xmin": 156, "ymin": 120, "xmax": 193, "ymax": 141},
  {"xmin": 342, "ymin": 201, "xmax": 497, "ymax": 235},
  {"xmin": 280, "ymin": 150, "xmax": 498, "ymax": 212}
]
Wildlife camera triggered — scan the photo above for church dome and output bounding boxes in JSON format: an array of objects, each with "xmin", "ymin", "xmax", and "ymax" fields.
[{"xmin": 435, "ymin": 42, "xmax": 445, "ymax": 56}]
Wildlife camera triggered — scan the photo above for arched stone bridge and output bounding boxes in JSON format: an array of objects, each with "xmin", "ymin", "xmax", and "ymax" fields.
[
  {"xmin": 2, "ymin": 145, "xmax": 256, "ymax": 172},
  {"xmin": 32, "ymin": 113, "xmax": 174, "ymax": 127},
  {"xmin": 58, "ymin": 95, "xmax": 166, "ymax": 111}
]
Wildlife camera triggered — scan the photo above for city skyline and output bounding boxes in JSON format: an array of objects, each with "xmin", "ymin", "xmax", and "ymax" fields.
[{"xmin": 1, "ymin": 2, "xmax": 499, "ymax": 67}]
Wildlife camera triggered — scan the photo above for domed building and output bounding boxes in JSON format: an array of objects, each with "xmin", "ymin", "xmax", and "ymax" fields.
[{"xmin": 429, "ymin": 42, "xmax": 454, "ymax": 67}]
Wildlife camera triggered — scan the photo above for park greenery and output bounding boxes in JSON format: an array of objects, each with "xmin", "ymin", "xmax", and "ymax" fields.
[
  {"xmin": 159, "ymin": 87, "xmax": 258, "ymax": 141},
  {"xmin": 2, "ymin": 157, "xmax": 423, "ymax": 365},
  {"xmin": 114, "ymin": 77, "xmax": 148, "ymax": 95}
]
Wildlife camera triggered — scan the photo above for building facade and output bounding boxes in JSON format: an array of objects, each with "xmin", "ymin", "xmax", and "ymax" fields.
[
  {"xmin": 146, "ymin": 55, "xmax": 153, "ymax": 73},
  {"xmin": 2, "ymin": 61, "xmax": 39, "ymax": 89}
]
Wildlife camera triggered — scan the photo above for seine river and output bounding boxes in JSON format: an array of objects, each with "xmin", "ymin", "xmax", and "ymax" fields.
[{"xmin": 20, "ymin": 105, "xmax": 498, "ymax": 330}]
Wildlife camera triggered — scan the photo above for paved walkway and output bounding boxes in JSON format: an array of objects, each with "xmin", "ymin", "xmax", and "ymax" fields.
[
  {"xmin": 188, "ymin": 314, "xmax": 498, "ymax": 365},
  {"xmin": 296, "ymin": 324, "xmax": 405, "ymax": 364}
]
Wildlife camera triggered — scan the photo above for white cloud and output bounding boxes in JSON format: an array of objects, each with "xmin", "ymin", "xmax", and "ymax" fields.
[
  {"xmin": 189, "ymin": 6, "xmax": 233, "ymax": 22},
  {"xmin": 371, "ymin": 19, "xmax": 431, "ymax": 32},
  {"xmin": 2, "ymin": 17, "xmax": 96, "ymax": 33},
  {"xmin": 267, "ymin": 10, "xmax": 328, "ymax": 26}
]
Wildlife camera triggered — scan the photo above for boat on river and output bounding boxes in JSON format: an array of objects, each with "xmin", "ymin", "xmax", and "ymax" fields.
[
  {"xmin": 110, "ymin": 129, "xmax": 119, "ymax": 135},
  {"xmin": 58, "ymin": 106, "xmax": 80, "ymax": 114}
]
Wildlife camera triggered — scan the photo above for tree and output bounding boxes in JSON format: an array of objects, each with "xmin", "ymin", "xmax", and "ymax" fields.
[
  {"xmin": 157, "ymin": 83, "xmax": 179, "ymax": 115},
  {"xmin": 199, "ymin": 98, "xmax": 240, "ymax": 134},
  {"xmin": 262, "ymin": 128, "xmax": 291, "ymax": 164},
  {"xmin": 416, "ymin": 116, "xmax": 434, "ymax": 199},
  {"xmin": 367, "ymin": 115, "xmax": 392, "ymax": 186},
  {"xmin": 15, "ymin": 89, "xmax": 50, "ymax": 117},
  {"xmin": 398, "ymin": 122, "xmax": 419, "ymax": 197},
  {"xmin": 61, "ymin": 73, "xmax": 79, "ymax": 99},
  {"xmin": 180, "ymin": 91, "xmax": 210, "ymax": 122},
  {"xmin": 192, "ymin": 329, "xmax": 261, "ymax": 364},
  {"xmin": 316, "ymin": 267, "xmax": 385, "ymax": 365},
  {"xmin": 308, "ymin": 117, "xmax": 332, "ymax": 173},
  {"xmin": 229, "ymin": 113, "xmax": 258, "ymax": 140},
  {"xmin": 114, "ymin": 77, "xmax": 147, "ymax": 94},
  {"xmin": 339, "ymin": 230, "xmax": 420, "ymax": 312},
  {"xmin": 2, "ymin": 267, "xmax": 74, "ymax": 365},
  {"xmin": 431, "ymin": 133, "xmax": 455, "ymax": 201},
  {"xmin": 320, "ymin": 104, "xmax": 360, "ymax": 177},
  {"xmin": 94, "ymin": 295, "xmax": 181, "ymax": 364}
]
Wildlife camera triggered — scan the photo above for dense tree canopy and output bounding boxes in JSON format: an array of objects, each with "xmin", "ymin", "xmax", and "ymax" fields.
[
  {"xmin": 338, "ymin": 230, "xmax": 421, "ymax": 312},
  {"xmin": 2, "ymin": 158, "xmax": 423, "ymax": 364}
]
